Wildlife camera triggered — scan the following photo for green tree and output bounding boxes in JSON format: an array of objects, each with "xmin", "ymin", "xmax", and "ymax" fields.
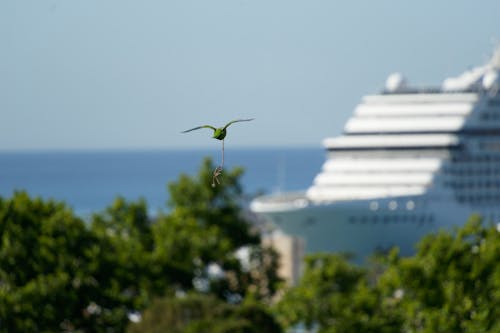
[
  {"xmin": 0, "ymin": 157, "xmax": 282, "ymax": 332},
  {"xmin": 379, "ymin": 215, "xmax": 500, "ymax": 333},
  {"xmin": 0, "ymin": 192, "xmax": 99, "ymax": 332},
  {"xmin": 127, "ymin": 293, "xmax": 283, "ymax": 333},
  {"xmin": 162, "ymin": 157, "xmax": 281, "ymax": 302},
  {"xmin": 86, "ymin": 197, "xmax": 156, "ymax": 331},
  {"xmin": 0, "ymin": 193, "xmax": 163, "ymax": 332},
  {"xmin": 126, "ymin": 158, "xmax": 283, "ymax": 332},
  {"xmin": 167, "ymin": 157, "xmax": 259, "ymax": 252},
  {"xmin": 275, "ymin": 253, "xmax": 402, "ymax": 333},
  {"xmin": 276, "ymin": 216, "xmax": 500, "ymax": 333}
]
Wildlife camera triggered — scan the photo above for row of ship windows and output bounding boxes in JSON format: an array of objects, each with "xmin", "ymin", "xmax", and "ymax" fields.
[
  {"xmin": 348, "ymin": 214, "xmax": 434, "ymax": 225},
  {"xmin": 449, "ymin": 155, "xmax": 500, "ymax": 162},
  {"xmin": 443, "ymin": 168, "xmax": 500, "ymax": 176},
  {"xmin": 487, "ymin": 99, "xmax": 500, "ymax": 106},
  {"xmin": 456, "ymin": 195, "xmax": 500, "ymax": 204},
  {"xmin": 445, "ymin": 180, "xmax": 500, "ymax": 189},
  {"xmin": 479, "ymin": 113, "xmax": 500, "ymax": 120}
]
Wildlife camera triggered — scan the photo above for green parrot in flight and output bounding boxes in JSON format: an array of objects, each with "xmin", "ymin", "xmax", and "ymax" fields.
[{"xmin": 182, "ymin": 118, "xmax": 254, "ymax": 186}]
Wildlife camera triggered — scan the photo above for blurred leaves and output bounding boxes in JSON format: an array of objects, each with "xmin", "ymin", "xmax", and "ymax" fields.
[
  {"xmin": 127, "ymin": 293, "xmax": 282, "ymax": 333},
  {"xmin": 0, "ymin": 157, "xmax": 281, "ymax": 332},
  {"xmin": 379, "ymin": 215, "xmax": 500, "ymax": 333},
  {"xmin": 277, "ymin": 216, "xmax": 500, "ymax": 333}
]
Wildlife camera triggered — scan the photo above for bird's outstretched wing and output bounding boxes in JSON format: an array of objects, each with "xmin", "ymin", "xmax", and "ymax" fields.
[
  {"xmin": 182, "ymin": 125, "xmax": 217, "ymax": 133},
  {"xmin": 222, "ymin": 118, "xmax": 254, "ymax": 130}
]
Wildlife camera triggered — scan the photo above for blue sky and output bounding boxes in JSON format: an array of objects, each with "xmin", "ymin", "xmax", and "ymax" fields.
[{"xmin": 1, "ymin": 0, "xmax": 500, "ymax": 150}]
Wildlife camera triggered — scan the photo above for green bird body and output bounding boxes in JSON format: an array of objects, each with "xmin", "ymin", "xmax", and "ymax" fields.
[{"xmin": 182, "ymin": 119, "xmax": 254, "ymax": 140}]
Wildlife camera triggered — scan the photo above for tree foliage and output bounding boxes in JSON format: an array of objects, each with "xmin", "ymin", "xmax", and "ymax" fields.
[
  {"xmin": 0, "ymin": 193, "xmax": 157, "ymax": 332},
  {"xmin": 127, "ymin": 293, "xmax": 282, "ymax": 333},
  {"xmin": 0, "ymin": 157, "xmax": 281, "ymax": 332},
  {"xmin": 162, "ymin": 158, "xmax": 281, "ymax": 302},
  {"xmin": 379, "ymin": 215, "xmax": 500, "ymax": 333},
  {"xmin": 276, "ymin": 216, "xmax": 500, "ymax": 333},
  {"xmin": 275, "ymin": 253, "xmax": 402, "ymax": 333},
  {"xmin": 0, "ymin": 193, "xmax": 88, "ymax": 331}
]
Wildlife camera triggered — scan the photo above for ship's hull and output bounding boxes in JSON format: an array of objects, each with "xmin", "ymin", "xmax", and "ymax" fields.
[{"xmin": 253, "ymin": 195, "xmax": 485, "ymax": 260}]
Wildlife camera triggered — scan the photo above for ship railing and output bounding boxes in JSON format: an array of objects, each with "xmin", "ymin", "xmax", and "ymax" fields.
[{"xmin": 381, "ymin": 87, "xmax": 483, "ymax": 94}]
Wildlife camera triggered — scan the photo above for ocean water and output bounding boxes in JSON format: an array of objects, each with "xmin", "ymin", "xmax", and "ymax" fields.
[{"xmin": 0, "ymin": 147, "xmax": 324, "ymax": 216}]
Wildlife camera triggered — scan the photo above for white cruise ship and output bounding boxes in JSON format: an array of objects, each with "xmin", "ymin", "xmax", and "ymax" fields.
[{"xmin": 251, "ymin": 49, "xmax": 500, "ymax": 259}]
